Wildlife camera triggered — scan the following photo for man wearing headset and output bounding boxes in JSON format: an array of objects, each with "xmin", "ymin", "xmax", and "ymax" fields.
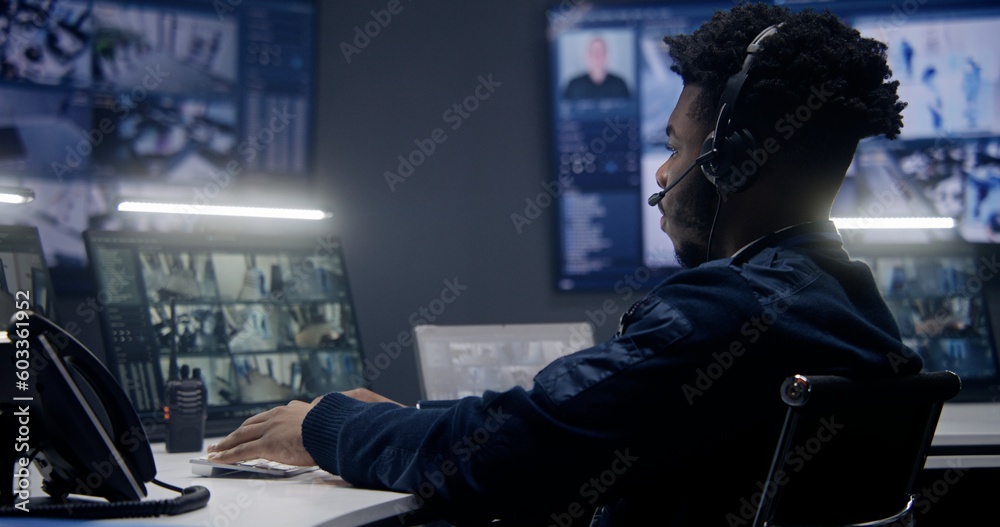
[{"xmin": 209, "ymin": 4, "xmax": 915, "ymax": 526}]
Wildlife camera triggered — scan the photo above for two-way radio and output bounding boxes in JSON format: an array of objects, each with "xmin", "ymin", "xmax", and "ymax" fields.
[{"xmin": 163, "ymin": 299, "xmax": 207, "ymax": 453}]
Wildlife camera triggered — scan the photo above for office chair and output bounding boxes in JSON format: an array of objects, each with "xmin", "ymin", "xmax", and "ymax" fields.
[{"xmin": 752, "ymin": 370, "xmax": 962, "ymax": 527}]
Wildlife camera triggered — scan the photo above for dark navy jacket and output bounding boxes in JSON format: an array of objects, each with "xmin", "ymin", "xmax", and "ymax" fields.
[{"xmin": 302, "ymin": 221, "xmax": 922, "ymax": 526}]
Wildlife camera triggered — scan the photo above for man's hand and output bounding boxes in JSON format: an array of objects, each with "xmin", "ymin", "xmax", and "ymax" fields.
[
  {"xmin": 205, "ymin": 390, "xmax": 404, "ymax": 466},
  {"xmin": 206, "ymin": 399, "xmax": 319, "ymax": 467}
]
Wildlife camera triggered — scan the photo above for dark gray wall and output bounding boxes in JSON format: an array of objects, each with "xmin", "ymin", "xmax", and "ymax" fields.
[{"xmin": 314, "ymin": 1, "xmax": 663, "ymax": 404}]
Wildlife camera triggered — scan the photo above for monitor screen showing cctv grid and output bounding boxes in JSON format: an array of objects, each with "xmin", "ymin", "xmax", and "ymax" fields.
[{"xmin": 84, "ymin": 230, "xmax": 364, "ymax": 439}]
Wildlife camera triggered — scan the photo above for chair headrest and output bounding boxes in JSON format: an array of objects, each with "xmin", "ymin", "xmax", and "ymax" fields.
[{"xmin": 781, "ymin": 370, "xmax": 962, "ymax": 407}]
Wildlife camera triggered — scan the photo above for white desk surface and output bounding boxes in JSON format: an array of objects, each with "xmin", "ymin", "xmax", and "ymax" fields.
[
  {"xmin": 10, "ymin": 403, "xmax": 997, "ymax": 525},
  {"xmin": 18, "ymin": 440, "xmax": 420, "ymax": 527},
  {"xmin": 926, "ymin": 402, "xmax": 1000, "ymax": 470}
]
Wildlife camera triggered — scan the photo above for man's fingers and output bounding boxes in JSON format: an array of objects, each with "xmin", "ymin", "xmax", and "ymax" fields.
[
  {"xmin": 208, "ymin": 421, "xmax": 265, "ymax": 454},
  {"xmin": 203, "ymin": 402, "xmax": 317, "ymax": 467},
  {"xmin": 207, "ymin": 441, "xmax": 260, "ymax": 464},
  {"xmin": 209, "ymin": 406, "xmax": 287, "ymax": 452}
]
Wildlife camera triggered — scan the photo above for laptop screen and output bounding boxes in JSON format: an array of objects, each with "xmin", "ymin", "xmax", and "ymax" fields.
[{"xmin": 414, "ymin": 322, "xmax": 595, "ymax": 401}]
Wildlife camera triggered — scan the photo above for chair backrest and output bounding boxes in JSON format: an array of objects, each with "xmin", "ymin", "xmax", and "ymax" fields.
[
  {"xmin": 412, "ymin": 322, "xmax": 594, "ymax": 400},
  {"xmin": 752, "ymin": 370, "xmax": 962, "ymax": 527}
]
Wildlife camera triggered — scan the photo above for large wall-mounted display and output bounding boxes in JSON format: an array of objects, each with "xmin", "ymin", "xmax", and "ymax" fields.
[
  {"xmin": 0, "ymin": 0, "xmax": 316, "ymax": 266},
  {"xmin": 547, "ymin": 0, "xmax": 1000, "ymax": 291}
]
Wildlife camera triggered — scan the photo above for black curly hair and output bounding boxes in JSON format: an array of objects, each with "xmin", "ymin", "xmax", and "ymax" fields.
[{"xmin": 664, "ymin": 2, "xmax": 906, "ymax": 168}]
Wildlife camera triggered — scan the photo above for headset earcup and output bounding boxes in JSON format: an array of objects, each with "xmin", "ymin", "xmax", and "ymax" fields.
[
  {"xmin": 701, "ymin": 129, "xmax": 740, "ymax": 190},
  {"xmin": 700, "ymin": 23, "xmax": 782, "ymax": 194},
  {"xmin": 710, "ymin": 128, "xmax": 760, "ymax": 194}
]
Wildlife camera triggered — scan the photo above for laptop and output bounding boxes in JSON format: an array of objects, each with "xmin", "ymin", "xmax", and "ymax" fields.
[{"xmin": 413, "ymin": 322, "xmax": 595, "ymax": 402}]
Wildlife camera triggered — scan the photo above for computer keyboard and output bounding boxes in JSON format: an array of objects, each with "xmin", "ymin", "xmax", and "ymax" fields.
[{"xmin": 191, "ymin": 457, "xmax": 319, "ymax": 477}]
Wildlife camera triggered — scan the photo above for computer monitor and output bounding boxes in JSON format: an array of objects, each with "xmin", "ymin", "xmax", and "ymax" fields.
[
  {"xmin": 413, "ymin": 322, "xmax": 595, "ymax": 401},
  {"xmin": 84, "ymin": 230, "xmax": 364, "ymax": 440},
  {"xmin": 85, "ymin": 0, "xmax": 313, "ymax": 181},
  {"xmin": 546, "ymin": 0, "xmax": 1000, "ymax": 290},
  {"xmin": 848, "ymin": 242, "xmax": 1000, "ymax": 401},
  {"xmin": 0, "ymin": 225, "xmax": 57, "ymax": 324}
]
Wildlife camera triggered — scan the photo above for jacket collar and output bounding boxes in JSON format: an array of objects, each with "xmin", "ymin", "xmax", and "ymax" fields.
[{"xmin": 729, "ymin": 220, "xmax": 842, "ymax": 265}]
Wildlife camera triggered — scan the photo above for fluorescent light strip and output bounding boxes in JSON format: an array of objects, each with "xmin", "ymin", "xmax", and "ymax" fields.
[
  {"xmin": 831, "ymin": 217, "xmax": 956, "ymax": 230},
  {"xmin": 0, "ymin": 187, "xmax": 34, "ymax": 204},
  {"xmin": 0, "ymin": 193, "xmax": 31, "ymax": 204},
  {"xmin": 118, "ymin": 201, "xmax": 331, "ymax": 220}
]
